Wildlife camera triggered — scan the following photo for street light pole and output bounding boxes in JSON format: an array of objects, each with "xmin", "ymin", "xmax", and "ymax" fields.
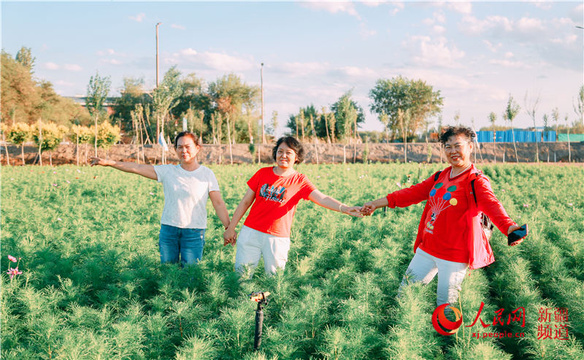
[
  {"xmin": 156, "ymin": 22, "xmax": 161, "ymax": 144},
  {"xmin": 261, "ymin": 62, "xmax": 265, "ymax": 144}
]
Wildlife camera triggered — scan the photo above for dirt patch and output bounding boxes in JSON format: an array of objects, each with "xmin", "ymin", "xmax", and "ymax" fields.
[{"xmin": 1, "ymin": 141, "xmax": 583, "ymax": 166}]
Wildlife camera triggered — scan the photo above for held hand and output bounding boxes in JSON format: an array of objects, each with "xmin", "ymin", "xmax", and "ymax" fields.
[
  {"xmin": 342, "ymin": 205, "xmax": 364, "ymax": 218},
  {"xmin": 223, "ymin": 228, "xmax": 237, "ymax": 246},
  {"xmin": 360, "ymin": 202, "xmax": 377, "ymax": 216},
  {"xmin": 89, "ymin": 157, "xmax": 110, "ymax": 166},
  {"xmin": 507, "ymin": 224, "xmax": 521, "ymax": 235}
]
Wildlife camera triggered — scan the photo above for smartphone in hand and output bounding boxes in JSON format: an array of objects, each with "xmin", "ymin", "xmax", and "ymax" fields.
[{"xmin": 508, "ymin": 224, "xmax": 528, "ymax": 246}]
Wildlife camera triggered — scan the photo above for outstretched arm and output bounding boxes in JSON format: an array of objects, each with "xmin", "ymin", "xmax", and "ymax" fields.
[
  {"xmin": 90, "ymin": 157, "xmax": 157, "ymax": 180},
  {"xmin": 223, "ymin": 188, "xmax": 256, "ymax": 245},
  {"xmin": 209, "ymin": 191, "xmax": 231, "ymax": 230},
  {"xmin": 308, "ymin": 190, "xmax": 363, "ymax": 217}
]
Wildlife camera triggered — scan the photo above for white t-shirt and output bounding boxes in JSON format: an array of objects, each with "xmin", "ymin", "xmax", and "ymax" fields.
[{"xmin": 153, "ymin": 164, "xmax": 220, "ymax": 229}]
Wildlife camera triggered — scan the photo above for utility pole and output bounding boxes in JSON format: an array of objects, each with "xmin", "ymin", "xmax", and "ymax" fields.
[
  {"xmin": 261, "ymin": 63, "xmax": 265, "ymax": 144},
  {"xmin": 156, "ymin": 22, "xmax": 161, "ymax": 144}
]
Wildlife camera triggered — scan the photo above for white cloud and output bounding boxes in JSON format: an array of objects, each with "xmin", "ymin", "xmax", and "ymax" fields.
[
  {"xmin": 550, "ymin": 34, "xmax": 578, "ymax": 46},
  {"xmin": 277, "ymin": 61, "xmax": 329, "ymax": 77},
  {"xmin": 102, "ymin": 59, "xmax": 122, "ymax": 65},
  {"xmin": 489, "ymin": 59, "xmax": 527, "ymax": 69},
  {"xmin": 64, "ymin": 64, "xmax": 82, "ymax": 72},
  {"xmin": 97, "ymin": 49, "xmax": 116, "ymax": 56},
  {"xmin": 129, "ymin": 13, "xmax": 146, "ymax": 22},
  {"xmin": 434, "ymin": 1, "xmax": 472, "ymax": 15},
  {"xmin": 459, "ymin": 15, "xmax": 513, "ymax": 35},
  {"xmin": 447, "ymin": 2, "xmax": 472, "ymax": 15},
  {"xmin": 362, "ymin": 0, "xmax": 382, "ymax": 7},
  {"xmin": 422, "ymin": 10, "xmax": 445, "ymax": 26},
  {"xmin": 533, "ymin": 1, "xmax": 553, "ymax": 11},
  {"xmin": 516, "ymin": 17, "xmax": 544, "ymax": 33},
  {"xmin": 433, "ymin": 25, "xmax": 446, "ymax": 35},
  {"xmin": 301, "ymin": 1, "xmax": 360, "ymax": 20},
  {"xmin": 390, "ymin": 2, "xmax": 404, "ymax": 16},
  {"xmin": 170, "ymin": 48, "xmax": 254, "ymax": 72},
  {"xmin": 359, "ymin": 23, "xmax": 377, "ymax": 38},
  {"xmin": 55, "ymin": 80, "xmax": 75, "ymax": 87},
  {"xmin": 404, "ymin": 35, "xmax": 465, "ymax": 68},
  {"xmin": 200, "ymin": 52, "xmax": 254, "ymax": 71},
  {"xmin": 44, "ymin": 62, "xmax": 59, "ymax": 70},
  {"xmin": 570, "ymin": 4, "xmax": 583, "ymax": 23},
  {"xmin": 171, "ymin": 24, "xmax": 186, "ymax": 30},
  {"xmin": 180, "ymin": 48, "xmax": 198, "ymax": 56},
  {"xmin": 335, "ymin": 66, "xmax": 377, "ymax": 79},
  {"xmin": 434, "ymin": 10, "xmax": 446, "ymax": 24},
  {"xmin": 483, "ymin": 40, "xmax": 501, "ymax": 53}
]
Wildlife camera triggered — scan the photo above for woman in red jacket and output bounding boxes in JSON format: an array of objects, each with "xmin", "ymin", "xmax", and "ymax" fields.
[{"xmin": 361, "ymin": 126, "xmax": 523, "ymax": 306}]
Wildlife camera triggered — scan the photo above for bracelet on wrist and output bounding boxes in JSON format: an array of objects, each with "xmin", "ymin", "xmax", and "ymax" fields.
[{"xmin": 338, "ymin": 203, "xmax": 346, "ymax": 212}]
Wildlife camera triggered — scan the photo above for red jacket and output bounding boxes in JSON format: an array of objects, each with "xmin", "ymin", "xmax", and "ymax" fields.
[{"xmin": 386, "ymin": 165, "xmax": 516, "ymax": 269}]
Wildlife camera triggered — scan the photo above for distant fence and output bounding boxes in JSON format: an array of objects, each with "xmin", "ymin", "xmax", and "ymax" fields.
[
  {"xmin": 477, "ymin": 130, "xmax": 584, "ymax": 143},
  {"xmin": 477, "ymin": 130, "xmax": 556, "ymax": 143}
]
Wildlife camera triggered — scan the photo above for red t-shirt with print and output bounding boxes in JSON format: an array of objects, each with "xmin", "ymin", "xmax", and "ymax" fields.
[{"xmin": 244, "ymin": 167, "xmax": 317, "ymax": 237}]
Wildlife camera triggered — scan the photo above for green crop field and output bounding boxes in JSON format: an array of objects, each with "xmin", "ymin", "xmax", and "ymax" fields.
[{"xmin": 2, "ymin": 163, "xmax": 583, "ymax": 359}]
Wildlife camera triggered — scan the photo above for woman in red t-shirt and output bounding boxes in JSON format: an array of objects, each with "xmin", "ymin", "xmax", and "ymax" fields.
[
  {"xmin": 361, "ymin": 126, "xmax": 523, "ymax": 307},
  {"xmin": 224, "ymin": 136, "xmax": 362, "ymax": 275}
]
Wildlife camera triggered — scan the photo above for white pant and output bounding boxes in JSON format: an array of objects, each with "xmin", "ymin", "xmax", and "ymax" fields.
[
  {"xmin": 400, "ymin": 248, "xmax": 468, "ymax": 306},
  {"xmin": 235, "ymin": 226, "xmax": 291, "ymax": 275}
]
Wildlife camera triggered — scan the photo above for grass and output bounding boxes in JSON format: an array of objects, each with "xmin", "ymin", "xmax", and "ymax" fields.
[{"xmin": 1, "ymin": 163, "xmax": 583, "ymax": 359}]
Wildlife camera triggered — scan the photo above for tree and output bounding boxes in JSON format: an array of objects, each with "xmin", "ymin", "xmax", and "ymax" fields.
[
  {"xmin": 502, "ymin": 94, "xmax": 520, "ymax": 163},
  {"xmin": 574, "ymin": 85, "xmax": 584, "ymax": 126},
  {"xmin": 1, "ymin": 50, "xmax": 41, "ymax": 124},
  {"xmin": 565, "ymin": 113, "xmax": 572, "ymax": 162},
  {"xmin": 330, "ymin": 91, "xmax": 365, "ymax": 141},
  {"xmin": 32, "ymin": 122, "xmax": 66, "ymax": 166},
  {"xmin": 287, "ymin": 105, "xmax": 318, "ymax": 140},
  {"xmin": 524, "ymin": 91, "xmax": 540, "ymax": 162},
  {"xmin": 379, "ymin": 112, "xmax": 390, "ymax": 143},
  {"xmin": 70, "ymin": 125, "xmax": 92, "ymax": 166},
  {"xmin": 113, "ymin": 77, "xmax": 151, "ymax": 135},
  {"xmin": 208, "ymin": 74, "xmax": 259, "ymax": 163},
  {"xmin": 488, "ymin": 112, "xmax": 497, "ymax": 162},
  {"xmin": 152, "ymin": 66, "xmax": 184, "ymax": 145},
  {"xmin": 398, "ymin": 108, "xmax": 412, "ymax": 162},
  {"xmin": 15, "ymin": 46, "xmax": 35, "ymax": 73},
  {"xmin": 86, "ymin": 71, "xmax": 111, "ymax": 156},
  {"xmin": 369, "ymin": 76, "xmax": 443, "ymax": 140},
  {"xmin": 93, "ymin": 122, "xmax": 121, "ymax": 151},
  {"xmin": 268, "ymin": 111, "xmax": 278, "ymax": 138},
  {"xmin": 7, "ymin": 122, "xmax": 32, "ymax": 165}
]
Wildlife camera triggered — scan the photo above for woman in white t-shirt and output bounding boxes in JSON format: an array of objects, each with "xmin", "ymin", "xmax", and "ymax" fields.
[{"xmin": 90, "ymin": 131, "xmax": 230, "ymax": 265}]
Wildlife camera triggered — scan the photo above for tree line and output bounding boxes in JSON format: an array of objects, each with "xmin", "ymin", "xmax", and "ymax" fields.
[{"xmin": 2, "ymin": 46, "xmax": 583, "ymax": 160}]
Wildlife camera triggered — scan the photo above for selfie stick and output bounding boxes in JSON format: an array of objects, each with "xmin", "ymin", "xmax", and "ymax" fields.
[{"xmin": 250, "ymin": 291, "xmax": 270, "ymax": 351}]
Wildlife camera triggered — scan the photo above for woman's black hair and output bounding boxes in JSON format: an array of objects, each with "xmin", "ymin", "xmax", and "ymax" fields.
[
  {"xmin": 440, "ymin": 126, "xmax": 476, "ymax": 145},
  {"xmin": 272, "ymin": 136, "xmax": 304, "ymax": 164},
  {"xmin": 174, "ymin": 131, "xmax": 201, "ymax": 148}
]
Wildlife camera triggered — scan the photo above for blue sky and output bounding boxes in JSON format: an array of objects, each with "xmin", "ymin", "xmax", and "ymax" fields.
[{"xmin": 2, "ymin": 1, "xmax": 583, "ymax": 135}]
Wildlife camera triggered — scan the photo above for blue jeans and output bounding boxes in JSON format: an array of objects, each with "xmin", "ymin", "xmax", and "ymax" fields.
[{"xmin": 159, "ymin": 224, "xmax": 205, "ymax": 265}]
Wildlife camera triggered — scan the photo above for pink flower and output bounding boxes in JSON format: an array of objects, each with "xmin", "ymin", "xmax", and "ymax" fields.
[
  {"xmin": 523, "ymin": 204, "xmax": 529, "ymax": 208},
  {"xmin": 7, "ymin": 255, "xmax": 17, "ymax": 263},
  {"xmin": 7, "ymin": 267, "xmax": 22, "ymax": 279}
]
